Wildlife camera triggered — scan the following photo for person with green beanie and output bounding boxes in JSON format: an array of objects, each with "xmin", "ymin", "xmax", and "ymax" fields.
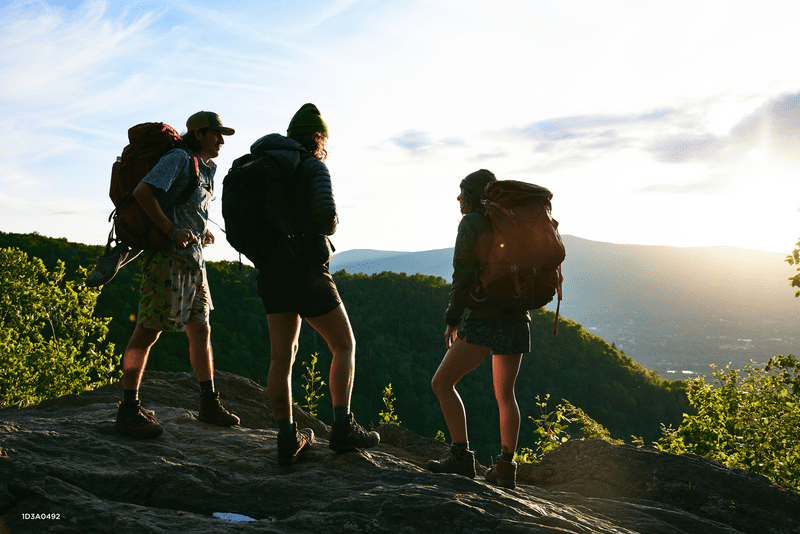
[
  {"xmin": 246, "ymin": 103, "xmax": 379, "ymax": 465},
  {"xmin": 287, "ymin": 103, "xmax": 329, "ymax": 139}
]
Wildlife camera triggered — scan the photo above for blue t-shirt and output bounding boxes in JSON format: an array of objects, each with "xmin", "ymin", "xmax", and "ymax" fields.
[{"xmin": 142, "ymin": 148, "xmax": 216, "ymax": 268}]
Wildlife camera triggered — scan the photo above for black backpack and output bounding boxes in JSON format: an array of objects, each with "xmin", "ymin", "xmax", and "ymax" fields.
[{"xmin": 221, "ymin": 151, "xmax": 307, "ymax": 265}]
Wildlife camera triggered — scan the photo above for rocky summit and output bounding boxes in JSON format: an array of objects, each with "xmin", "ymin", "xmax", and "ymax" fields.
[{"xmin": 1, "ymin": 371, "xmax": 798, "ymax": 533}]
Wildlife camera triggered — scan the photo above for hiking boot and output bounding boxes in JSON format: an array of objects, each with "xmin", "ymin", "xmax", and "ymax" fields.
[
  {"xmin": 115, "ymin": 400, "xmax": 163, "ymax": 439},
  {"xmin": 198, "ymin": 392, "xmax": 240, "ymax": 427},
  {"xmin": 328, "ymin": 413, "xmax": 380, "ymax": 452},
  {"xmin": 484, "ymin": 456, "xmax": 517, "ymax": 489},
  {"xmin": 277, "ymin": 424, "xmax": 315, "ymax": 465},
  {"xmin": 427, "ymin": 444, "xmax": 476, "ymax": 478}
]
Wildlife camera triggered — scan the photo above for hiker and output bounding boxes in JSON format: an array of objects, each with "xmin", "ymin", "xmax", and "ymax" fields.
[
  {"xmin": 427, "ymin": 169, "xmax": 531, "ymax": 489},
  {"xmin": 115, "ymin": 111, "xmax": 240, "ymax": 438},
  {"xmin": 246, "ymin": 103, "xmax": 379, "ymax": 464}
]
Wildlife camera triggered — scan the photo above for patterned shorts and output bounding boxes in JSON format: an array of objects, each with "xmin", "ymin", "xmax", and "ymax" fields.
[
  {"xmin": 137, "ymin": 252, "xmax": 213, "ymax": 332},
  {"xmin": 458, "ymin": 319, "xmax": 531, "ymax": 355}
]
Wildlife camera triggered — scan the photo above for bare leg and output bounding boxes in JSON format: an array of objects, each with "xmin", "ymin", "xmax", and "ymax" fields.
[
  {"xmin": 492, "ymin": 353, "xmax": 523, "ymax": 453},
  {"xmin": 186, "ymin": 323, "xmax": 213, "ymax": 383},
  {"xmin": 430, "ymin": 338, "xmax": 490, "ymax": 444},
  {"xmin": 122, "ymin": 325, "xmax": 161, "ymax": 390},
  {"xmin": 266, "ymin": 312, "xmax": 302, "ymax": 421},
  {"xmin": 304, "ymin": 304, "xmax": 355, "ymax": 409}
]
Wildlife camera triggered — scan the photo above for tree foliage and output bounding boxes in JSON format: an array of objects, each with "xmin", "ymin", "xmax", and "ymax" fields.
[
  {"xmin": 296, "ymin": 352, "xmax": 325, "ymax": 417},
  {"xmin": 785, "ymin": 240, "xmax": 800, "ymax": 297},
  {"xmin": 0, "ymin": 231, "xmax": 690, "ymax": 460},
  {"xmin": 657, "ymin": 355, "xmax": 800, "ymax": 492},
  {"xmin": 0, "ymin": 247, "xmax": 120, "ymax": 408},
  {"xmin": 516, "ymin": 394, "xmax": 623, "ymax": 464},
  {"xmin": 377, "ymin": 383, "xmax": 401, "ymax": 426}
]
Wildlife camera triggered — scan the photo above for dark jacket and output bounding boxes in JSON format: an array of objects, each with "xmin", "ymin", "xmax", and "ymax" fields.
[
  {"xmin": 445, "ymin": 211, "xmax": 531, "ymax": 326},
  {"xmin": 250, "ymin": 133, "xmax": 337, "ymax": 265}
]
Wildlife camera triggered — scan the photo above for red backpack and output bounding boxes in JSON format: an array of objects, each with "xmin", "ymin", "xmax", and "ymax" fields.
[
  {"xmin": 86, "ymin": 123, "xmax": 199, "ymax": 287},
  {"xmin": 108, "ymin": 122, "xmax": 199, "ymax": 251},
  {"xmin": 472, "ymin": 180, "xmax": 565, "ymax": 333}
]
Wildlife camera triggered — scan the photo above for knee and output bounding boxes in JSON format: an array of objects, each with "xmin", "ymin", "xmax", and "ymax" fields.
[
  {"xmin": 494, "ymin": 388, "xmax": 519, "ymax": 408},
  {"xmin": 126, "ymin": 326, "xmax": 159, "ymax": 352},
  {"xmin": 329, "ymin": 336, "xmax": 355, "ymax": 357},
  {"xmin": 431, "ymin": 373, "xmax": 451, "ymax": 398}
]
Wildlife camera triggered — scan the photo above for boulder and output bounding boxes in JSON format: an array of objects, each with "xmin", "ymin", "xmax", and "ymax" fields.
[{"xmin": 1, "ymin": 371, "xmax": 797, "ymax": 533}]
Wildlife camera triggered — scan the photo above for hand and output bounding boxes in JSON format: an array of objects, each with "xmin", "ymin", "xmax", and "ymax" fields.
[
  {"xmin": 175, "ymin": 228, "xmax": 198, "ymax": 249},
  {"xmin": 203, "ymin": 230, "xmax": 215, "ymax": 248},
  {"xmin": 444, "ymin": 324, "xmax": 458, "ymax": 349}
]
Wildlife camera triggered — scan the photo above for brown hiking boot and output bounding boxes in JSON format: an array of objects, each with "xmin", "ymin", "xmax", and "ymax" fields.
[
  {"xmin": 198, "ymin": 392, "xmax": 240, "ymax": 427},
  {"xmin": 115, "ymin": 400, "xmax": 163, "ymax": 439},
  {"xmin": 329, "ymin": 413, "xmax": 380, "ymax": 452},
  {"xmin": 278, "ymin": 424, "xmax": 315, "ymax": 465},
  {"xmin": 427, "ymin": 445, "xmax": 476, "ymax": 478},
  {"xmin": 484, "ymin": 456, "xmax": 517, "ymax": 489}
]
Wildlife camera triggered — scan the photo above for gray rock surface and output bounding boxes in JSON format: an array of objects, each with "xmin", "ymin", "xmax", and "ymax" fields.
[{"xmin": 1, "ymin": 371, "xmax": 798, "ymax": 533}]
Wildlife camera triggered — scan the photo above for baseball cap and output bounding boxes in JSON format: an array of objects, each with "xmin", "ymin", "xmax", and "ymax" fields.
[{"xmin": 186, "ymin": 111, "xmax": 235, "ymax": 135}]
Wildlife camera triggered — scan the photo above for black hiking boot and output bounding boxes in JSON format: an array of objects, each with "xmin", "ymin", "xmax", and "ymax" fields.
[
  {"xmin": 198, "ymin": 392, "xmax": 240, "ymax": 427},
  {"xmin": 427, "ymin": 444, "xmax": 476, "ymax": 478},
  {"xmin": 329, "ymin": 413, "xmax": 380, "ymax": 452},
  {"xmin": 484, "ymin": 455, "xmax": 517, "ymax": 489},
  {"xmin": 277, "ymin": 423, "xmax": 315, "ymax": 465},
  {"xmin": 115, "ymin": 400, "xmax": 163, "ymax": 439}
]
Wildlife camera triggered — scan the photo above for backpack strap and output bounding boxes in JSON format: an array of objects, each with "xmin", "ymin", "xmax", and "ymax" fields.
[
  {"xmin": 173, "ymin": 150, "xmax": 201, "ymax": 205},
  {"xmin": 553, "ymin": 265, "xmax": 563, "ymax": 335}
]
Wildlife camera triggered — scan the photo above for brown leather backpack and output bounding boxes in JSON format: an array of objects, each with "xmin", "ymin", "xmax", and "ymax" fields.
[
  {"xmin": 472, "ymin": 180, "xmax": 565, "ymax": 333},
  {"xmin": 86, "ymin": 123, "xmax": 199, "ymax": 287},
  {"xmin": 108, "ymin": 122, "xmax": 198, "ymax": 251}
]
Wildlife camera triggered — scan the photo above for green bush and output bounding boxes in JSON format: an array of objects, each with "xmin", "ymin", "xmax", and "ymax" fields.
[
  {"xmin": 516, "ymin": 394, "xmax": 623, "ymax": 463},
  {"xmin": 657, "ymin": 355, "xmax": 800, "ymax": 492},
  {"xmin": 378, "ymin": 383, "xmax": 401, "ymax": 426},
  {"xmin": 0, "ymin": 247, "xmax": 120, "ymax": 407}
]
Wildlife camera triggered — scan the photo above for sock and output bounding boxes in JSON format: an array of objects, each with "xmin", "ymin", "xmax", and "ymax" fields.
[
  {"xmin": 277, "ymin": 418, "xmax": 295, "ymax": 437},
  {"xmin": 452, "ymin": 441, "xmax": 469, "ymax": 450},
  {"xmin": 501, "ymin": 451, "xmax": 515, "ymax": 462},
  {"xmin": 199, "ymin": 380, "xmax": 215, "ymax": 397},
  {"xmin": 332, "ymin": 406, "xmax": 350, "ymax": 423},
  {"xmin": 123, "ymin": 389, "xmax": 138, "ymax": 404}
]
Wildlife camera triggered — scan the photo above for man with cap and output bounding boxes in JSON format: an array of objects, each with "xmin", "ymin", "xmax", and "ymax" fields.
[
  {"xmin": 244, "ymin": 103, "xmax": 380, "ymax": 464},
  {"xmin": 115, "ymin": 111, "xmax": 240, "ymax": 438}
]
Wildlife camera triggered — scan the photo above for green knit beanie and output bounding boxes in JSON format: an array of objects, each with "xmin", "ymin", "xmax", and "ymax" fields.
[
  {"xmin": 460, "ymin": 169, "xmax": 497, "ymax": 195},
  {"xmin": 287, "ymin": 103, "xmax": 328, "ymax": 138}
]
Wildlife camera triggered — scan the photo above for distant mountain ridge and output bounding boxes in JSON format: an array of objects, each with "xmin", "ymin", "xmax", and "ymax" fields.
[{"xmin": 331, "ymin": 235, "xmax": 800, "ymax": 376}]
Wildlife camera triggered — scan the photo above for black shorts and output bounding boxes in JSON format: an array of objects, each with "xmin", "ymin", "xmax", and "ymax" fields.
[
  {"xmin": 458, "ymin": 318, "xmax": 530, "ymax": 355},
  {"xmin": 256, "ymin": 262, "xmax": 341, "ymax": 318}
]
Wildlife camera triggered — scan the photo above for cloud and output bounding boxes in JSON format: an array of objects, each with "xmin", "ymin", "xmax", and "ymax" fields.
[
  {"xmin": 517, "ymin": 110, "xmax": 673, "ymax": 145},
  {"xmin": 647, "ymin": 92, "xmax": 800, "ymax": 164},
  {"xmin": 646, "ymin": 134, "xmax": 723, "ymax": 164},
  {"xmin": 633, "ymin": 174, "xmax": 737, "ymax": 195},
  {"xmin": 1, "ymin": 1, "xmax": 161, "ymax": 104},
  {"xmin": 388, "ymin": 130, "xmax": 466, "ymax": 153}
]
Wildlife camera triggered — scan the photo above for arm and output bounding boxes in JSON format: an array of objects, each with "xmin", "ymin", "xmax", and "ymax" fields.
[
  {"xmin": 135, "ymin": 150, "xmax": 199, "ymax": 248},
  {"xmin": 132, "ymin": 182, "xmax": 197, "ymax": 249},
  {"xmin": 304, "ymin": 159, "xmax": 338, "ymax": 235},
  {"xmin": 444, "ymin": 214, "xmax": 485, "ymax": 326}
]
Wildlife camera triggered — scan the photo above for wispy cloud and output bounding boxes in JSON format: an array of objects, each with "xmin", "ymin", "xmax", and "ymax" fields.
[
  {"xmin": 388, "ymin": 130, "xmax": 467, "ymax": 154},
  {"xmin": 647, "ymin": 92, "xmax": 800, "ymax": 164},
  {"xmin": 1, "ymin": 1, "xmax": 162, "ymax": 105},
  {"xmin": 633, "ymin": 174, "xmax": 738, "ymax": 195}
]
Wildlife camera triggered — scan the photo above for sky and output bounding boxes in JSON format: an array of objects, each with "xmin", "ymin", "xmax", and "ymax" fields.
[{"xmin": 3, "ymin": 0, "xmax": 800, "ymax": 264}]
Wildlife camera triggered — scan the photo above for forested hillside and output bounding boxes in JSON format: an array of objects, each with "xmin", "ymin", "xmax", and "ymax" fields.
[{"xmin": 0, "ymin": 232, "xmax": 690, "ymax": 460}]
